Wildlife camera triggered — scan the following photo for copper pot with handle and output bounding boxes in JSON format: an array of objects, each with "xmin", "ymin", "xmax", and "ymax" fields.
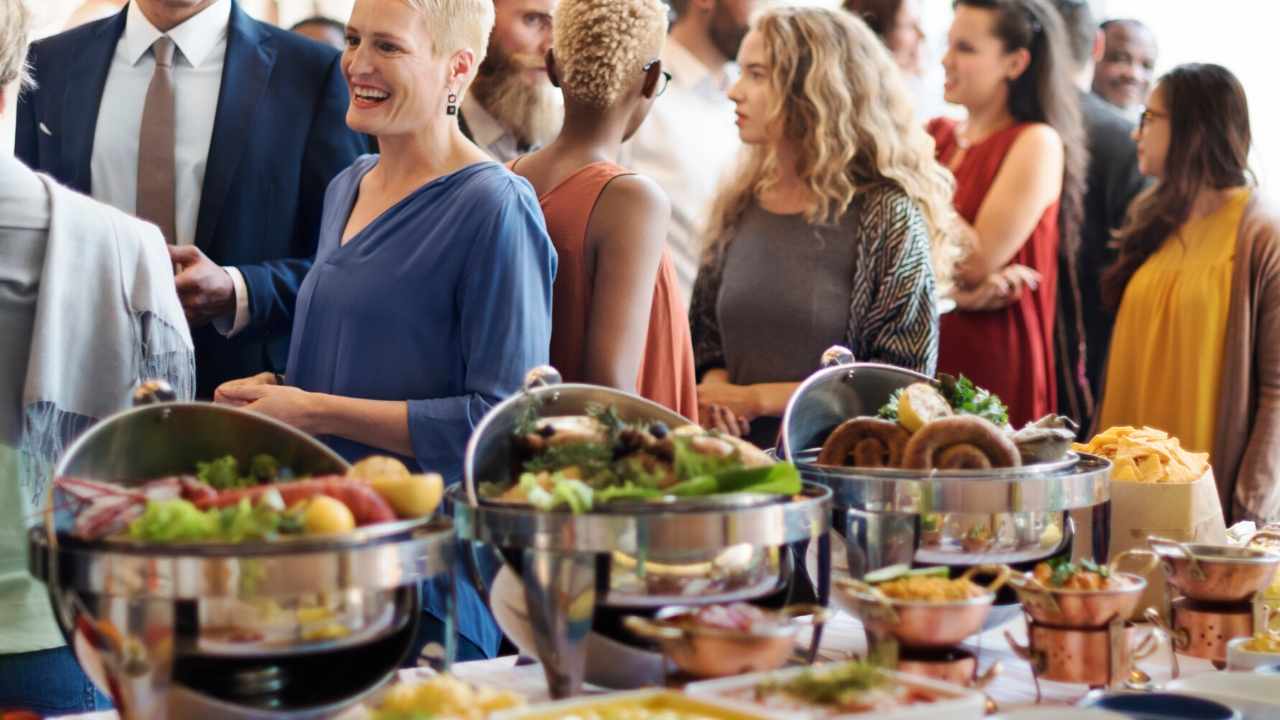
[
  {"xmin": 1149, "ymin": 536, "xmax": 1280, "ymax": 603},
  {"xmin": 1009, "ymin": 550, "xmax": 1160, "ymax": 628},
  {"xmin": 1006, "ymin": 622, "xmax": 1159, "ymax": 686},
  {"xmin": 833, "ymin": 564, "xmax": 1011, "ymax": 647}
]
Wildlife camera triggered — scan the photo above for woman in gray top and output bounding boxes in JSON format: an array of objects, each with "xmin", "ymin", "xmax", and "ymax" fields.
[{"xmin": 690, "ymin": 6, "xmax": 960, "ymax": 447}]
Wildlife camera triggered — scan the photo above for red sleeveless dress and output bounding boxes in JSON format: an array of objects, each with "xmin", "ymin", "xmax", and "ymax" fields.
[
  {"xmin": 928, "ymin": 118, "xmax": 1059, "ymax": 427},
  {"xmin": 513, "ymin": 159, "xmax": 699, "ymax": 422}
]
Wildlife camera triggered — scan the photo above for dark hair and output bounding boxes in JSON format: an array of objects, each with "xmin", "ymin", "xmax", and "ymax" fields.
[
  {"xmin": 1102, "ymin": 64, "xmax": 1252, "ymax": 307},
  {"xmin": 842, "ymin": 0, "xmax": 903, "ymax": 39},
  {"xmin": 1099, "ymin": 17, "xmax": 1150, "ymax": 34},
  {"xmin": 1048, "ymin": 0, "xmax": 1095, "ymax": 69},
  {"xmin": 290, "ymin": 16, "xmax": 346, "ymax": 35},
  {"xmin": 954, "ymin": 0, "xmax": 1087, "ymax": 260}
]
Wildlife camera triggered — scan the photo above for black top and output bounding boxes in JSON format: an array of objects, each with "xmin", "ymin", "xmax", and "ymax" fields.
[{"xmin": 1056, "ymin": 91, "xmax": 1150, "ymax": 430}]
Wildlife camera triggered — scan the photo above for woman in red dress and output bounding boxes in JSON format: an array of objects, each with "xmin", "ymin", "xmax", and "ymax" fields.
[{"xmin": 928, "ymin": 0, "xmax": 1086, "ymax": 427}]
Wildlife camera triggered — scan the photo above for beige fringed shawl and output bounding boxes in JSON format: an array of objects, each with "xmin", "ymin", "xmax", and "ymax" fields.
[{"xmin": 19, "ymin": 174, "xmax": 195, "ymax": 513}]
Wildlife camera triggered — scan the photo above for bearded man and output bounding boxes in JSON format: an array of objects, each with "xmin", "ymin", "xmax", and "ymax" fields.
[{"xmin": 461, "ymin": 0, "xmax": 562, "ymax": 160}]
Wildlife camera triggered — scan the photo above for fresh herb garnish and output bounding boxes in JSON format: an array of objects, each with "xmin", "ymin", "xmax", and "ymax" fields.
[
  {"xmin": 877, "ymin": 388, "xmax": 904, "ymax": 421},
  {"xmin": 514, "ymin": 395, "xmax": 545, "ymax": 437},
  {"xmin": 758, "ymin": 661, "xmax": 887, "ymax": 707},
  {"xmin": 1045, "ymin": 556, "xmax": 1110, "ymax": 587},
  {"xmin": 196, "ymin": 454, "xmax": 282, "ymax": 491},
  {"xmin": 939, "ymin": 374, "xmax": 1009, "ymax": 427}
]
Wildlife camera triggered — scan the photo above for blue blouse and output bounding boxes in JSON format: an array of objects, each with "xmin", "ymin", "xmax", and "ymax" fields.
[{"xmin": 285, "ymin": 155, "xmax": 556, "ymax": 656}]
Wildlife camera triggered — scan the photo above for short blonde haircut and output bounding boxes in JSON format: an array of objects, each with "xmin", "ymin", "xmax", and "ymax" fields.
[
  {"xmin": 403, "ymin": 0, "xmax": 494, "ymax": 65},
  {"xmin": 0, "ymin": 0, "xmax": 31, "ymax": 90},
  {"xmin": 552, "ymin": 0, "xmax": 668, "ymax": 108}
]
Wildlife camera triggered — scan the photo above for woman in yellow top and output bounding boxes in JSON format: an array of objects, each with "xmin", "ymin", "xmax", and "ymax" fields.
[{"xmin": 1099, "ymin": 63, "xmax": 1280, "ymax": 524}]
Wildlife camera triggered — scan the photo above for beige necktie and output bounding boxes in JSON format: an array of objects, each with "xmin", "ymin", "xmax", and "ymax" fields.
[{"xmin": 137, "ymin": 36, "xmax": 177, "ymax": 245}]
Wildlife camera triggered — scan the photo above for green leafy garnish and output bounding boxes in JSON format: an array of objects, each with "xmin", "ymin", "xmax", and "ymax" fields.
[
  {"xmin": 672, "ymin": 436, "xmax": 737, "ymax": 479},
  {"xmin": 757, "ymin": 661, "xmax": 887, "ymax": 707},
  {"xmin": 128, "ymin": 497, "xmax": 303, "ymax": 543},
  {"xmin": 877, "ymin": 388, "xmax": 904, "ymax": 421},
  {"xmin": 939, "ymin": 374, "xmax": 1009, "ymax": 427},
  {"xmin": 195, "ymin": 454, "xmax": 283, "ymax": 491},
  {"xmin": 522, "ymin": 441, "xmax": 613, "ymax": 478},
  {"xmin": 1045, "ymin": 556, "xmax": 1110, "ymax": 587}
]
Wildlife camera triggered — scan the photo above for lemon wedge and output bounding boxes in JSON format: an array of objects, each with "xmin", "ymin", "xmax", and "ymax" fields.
[{"xmin": 898, "ymin": 382, "xmax": 952, "ymax": 433}]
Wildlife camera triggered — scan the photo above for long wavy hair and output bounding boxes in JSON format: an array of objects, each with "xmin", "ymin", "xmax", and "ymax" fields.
[
  {"xmin": 1101, "ymin": 64, "xmax": 1253, "ymax": 307},
  {"xmin": 701, "ymin": 5, "xmax": 961, "ymax": 286},
  {"xmin": 954, "ymin": 0, "xmax": 1086, "ymax": 260}
]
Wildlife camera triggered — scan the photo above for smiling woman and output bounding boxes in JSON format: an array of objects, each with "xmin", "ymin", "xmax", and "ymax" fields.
[{"xmin": 213, "ymin": 0, "xmax": 558, "ymax": 665}]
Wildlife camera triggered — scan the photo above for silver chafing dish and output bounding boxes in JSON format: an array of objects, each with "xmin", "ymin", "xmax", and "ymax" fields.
[
  {"xmin": 457, "ymin": 367, "xmax": 832, "ymax": 699},
  {"xmin": 28, "ymin": 392, "xmax": 456, "ymax": 720},
  {"xmin": 781, "ymin": 348, "xmax": 1112, "ymax": 579}
]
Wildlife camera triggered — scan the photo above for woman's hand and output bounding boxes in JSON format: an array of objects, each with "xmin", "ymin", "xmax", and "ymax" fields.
[
  {"xmin": 697, "ymin": 381, "xmax": 759, "ymax": 421},
  {"xmin": 700, "ymin": 402, "xmax": 751, "ymax": 438},
  {"xmin": 216, "ymin": 383, "xmax": 327, "ymax": 435},
  {"xmin": 213, "ymin": 372, "xmax": 278, "ymax": 406},
  {"xmin": 953, "ymin": 264, "xmax": 1041, "ymax": 311}
]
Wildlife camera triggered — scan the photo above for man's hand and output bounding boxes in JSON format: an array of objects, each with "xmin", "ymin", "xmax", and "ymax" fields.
[{"xmin": 169, "ymin": 245, "xmax": 235, "ymax": 327}]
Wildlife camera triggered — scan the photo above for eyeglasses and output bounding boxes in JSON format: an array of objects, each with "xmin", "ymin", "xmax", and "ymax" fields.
[
  {"xmin": 643, "ymin": 60, "xmax": 672, "ymax": 97},
  {"xmin": 1138, "ymin": 107, "xmax": 1167, "ymax": 133}
]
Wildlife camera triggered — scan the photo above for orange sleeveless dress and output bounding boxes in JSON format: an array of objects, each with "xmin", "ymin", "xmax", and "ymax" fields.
[{"xmin": 517, "ymin": 159, "xmax": 699, "ymax": 422}]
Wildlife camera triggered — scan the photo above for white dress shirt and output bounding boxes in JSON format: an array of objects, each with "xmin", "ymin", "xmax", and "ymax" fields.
[
  {"xmin": 460, "ymin": 95, "xmax": 522, "ymax": 163},
  {"xmin": 90, "ymin": 0, "xmax": 249, "ymax": 335},
  {"xmin": 619, "ymin": 39, "xmax": 742, "ymax": 307}
]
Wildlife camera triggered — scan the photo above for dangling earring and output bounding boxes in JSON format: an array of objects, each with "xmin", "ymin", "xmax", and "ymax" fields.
[{"xmin": 446, "ymin": 91, "xmax": 458, "ymax": 116}]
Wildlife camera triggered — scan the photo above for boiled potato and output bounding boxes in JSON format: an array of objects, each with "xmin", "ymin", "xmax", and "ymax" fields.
[
  {"xmin": 369, "ymin": 473, "xmax": 444, "ymax": 518},
  {"xmin": 301, "ymin": 496, "xmax": 355, "ymax": 535},
  {"xmin": 348, "ymin": 455, "xmax": 410, "ymax": 482}
]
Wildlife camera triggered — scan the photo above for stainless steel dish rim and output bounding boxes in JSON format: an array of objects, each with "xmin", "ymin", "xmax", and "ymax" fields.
[
  {"xmin": 649, "ymin": 605, "xmax": 802, "ymax": 640},
  {"xmin": 780, "ymin": 361, "xmax": 932, "ymax": 461},
  {"xmin": 449, "ymin": 483, "xmax": 831, "ymax": 553},
  {"xmin": 52, "ymin": 401, "xmax": 349, "ymax": 478},
  {"xmin": 793, "ymin": 451, "xmax": 1081, "ymax": 479},
  {"xmin": 1012, "ymin": 571, "xmax": 1148, "ymax": 597},
  {"xmin": 476, "ymin": 490, "xmax": 783, "ymax": 515},
  {"xmin": 1154, "ymin": 544, "xmax": 1280, "ymax": 565},
  {"xmin": 57, "ymin": 515, "xmax": 437, "ymax": 557},
  {"xmin": 30, "ymin": 521, "xmax": 456, "ymax": 598},
  {"xmin": 463, "ymin": 380, "xmax": 694, "ymax": 505}
]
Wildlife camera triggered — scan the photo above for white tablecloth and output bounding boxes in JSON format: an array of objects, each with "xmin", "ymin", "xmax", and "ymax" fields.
[{"xmin": 55, "ymin": 610, "xmax": 1220, "ymax": 718}]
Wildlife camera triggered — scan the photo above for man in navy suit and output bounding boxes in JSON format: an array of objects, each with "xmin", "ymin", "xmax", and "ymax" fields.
[{"xmin": 18, "ymin": 0, "xmax": 366, "ymax": 398}]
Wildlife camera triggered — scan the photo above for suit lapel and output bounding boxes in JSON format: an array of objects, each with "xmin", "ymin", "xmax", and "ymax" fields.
[
  {"xmin": 61, "ymin": 9, "xmax": 126, "ymax": 193},
  {"xmin": 195, "ymin": 2, "xmax": 276, "ymax": 250}
]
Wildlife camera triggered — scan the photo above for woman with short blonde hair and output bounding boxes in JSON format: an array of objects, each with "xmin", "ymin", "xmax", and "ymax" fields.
[
  {"xmin": 216, "ymin": 0, "xmax": 557, "ymax": 660},
  {"xmin": 690, "ymin": 5, "xmax": 956, "ymax": 444}
]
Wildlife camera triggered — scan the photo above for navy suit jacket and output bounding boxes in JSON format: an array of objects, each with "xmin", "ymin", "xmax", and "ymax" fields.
[{"xmin": 17, "ymin": 2, "xmax": 367, "ymax": 397}]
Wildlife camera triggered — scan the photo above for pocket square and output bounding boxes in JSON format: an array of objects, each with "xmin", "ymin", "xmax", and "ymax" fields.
[{"xmin": 39, "ymin": 122, "xmax": 53, "ymax": 136}]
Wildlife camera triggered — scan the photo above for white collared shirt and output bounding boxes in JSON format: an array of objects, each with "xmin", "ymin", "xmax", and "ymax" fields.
[
  {"xmin": 619, "ymin": 39, "xmax": 742, "ymax": 307},
  {"xmin": 89, "ymin": 0, "xmax": 249, "ymax": 335},
  {"xmin": 461, "ymin": 95, "xmax": 522, "ymax": 163}
]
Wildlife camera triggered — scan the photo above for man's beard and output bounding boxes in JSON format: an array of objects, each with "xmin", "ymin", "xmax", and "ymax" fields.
[
  {"xmin": 470, "ymin": 46, "xmax": 563, "ymax": 149},
  {"xmin": 709, "ymin": 3, "xmax": 748, "ymax": 63}
]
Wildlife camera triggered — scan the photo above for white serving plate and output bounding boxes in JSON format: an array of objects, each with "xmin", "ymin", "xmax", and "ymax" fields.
[
  {"xmin": 685, "ymin": 665, "xmax": 985, "ymax": 719},
  {"xmin": 490, "ymin": 688, "xmax": 773, "ymax": 719},
  {"xmin": 1226, "ymin": 637, "xmax": 1280, "ymax": 672},
  {"xmin": 1166, "ymin": 672, "xmax": 1280, "ymax": 719},
  {"xmin": 991, "ymin": 710, "xmax": 1127, "ymax": 720}
]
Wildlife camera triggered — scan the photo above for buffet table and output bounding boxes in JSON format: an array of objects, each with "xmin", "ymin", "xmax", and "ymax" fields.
[{"xmin": 57, "ymin": 609, "xmax": 1220, "ymax": 719}]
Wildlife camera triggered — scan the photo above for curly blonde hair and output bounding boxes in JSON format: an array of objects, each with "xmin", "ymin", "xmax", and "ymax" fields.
[
  {"xmin": 403, "ymin": 0, "xmax": 495, "ymax": 65},
  {"xmin": 703, "ymin": 5, "xmax": 961, "ymax": 286},
  {"xmin": 552, "ymin": 0, "xmax": 669, "ymax": 108}
]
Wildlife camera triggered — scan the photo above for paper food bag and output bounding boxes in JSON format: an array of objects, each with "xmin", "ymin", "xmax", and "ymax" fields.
[{"xmin": 1109, "ymin": 468, "xmax": 1228, "ymax": 619}]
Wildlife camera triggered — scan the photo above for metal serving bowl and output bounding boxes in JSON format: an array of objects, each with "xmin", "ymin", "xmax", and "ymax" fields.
[
  {"xmin": 623, "ymin": 604, "xmax": 828, "ymax": 678},
  {"xmin": 457, "ymin": 367, "xmax": 832, "ymax": 698},
  {"xmin": 832, "ymin": 565, "xmax": 1011, "ymax": 648},
  {"xmin": 1009, "ymin": 550, "xmax": 1160, "ymax": 628},
  {"xmin": 31, "ymin": 400, "xmax": 455, "ymax": 720},
  {"xmin": 780, "ymin": 348, "xmax": 1111, "ymax": 577},
  {"xmin": 1149, "ymin": 536, "xmax": 1280, "ymax": 604}
]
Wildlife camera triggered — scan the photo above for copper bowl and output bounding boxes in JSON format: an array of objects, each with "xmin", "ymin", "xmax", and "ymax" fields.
[
  {"xmin": 1010, "ymin": 550, "xmax": 1160, "ymax": 628},
  {"xmin": 1007, "ymin": 622, "xmax": 1157, "ymax": 686},
  {"xmin": 833, "ymin": 565, "xmax": 1010, "ymax": 648},
  {"xmin": 623, "ymin": 604, "xmax": 828, "ymax": 679},
  {"xmin": 1169, "ymin": 597, "xmax": 1255, "ymax": 667},
  {"xmin": 1150, "ymin": 536, "xmax": 1280, "ymax": 604}
]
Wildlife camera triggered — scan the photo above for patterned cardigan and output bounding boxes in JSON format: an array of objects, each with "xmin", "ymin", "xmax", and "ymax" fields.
[{"xmin": 689, "ymin": 183, "xmax": 940, "ymax": 378}]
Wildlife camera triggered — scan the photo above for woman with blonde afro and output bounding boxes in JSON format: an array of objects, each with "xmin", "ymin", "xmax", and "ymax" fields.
[
  {"xmin": 510, "ymin": 0, "xmax": 701, "ymax": 422},
  {"xmin": 690, "ymin": 5, "xmax": 960, "ymax": 446}
]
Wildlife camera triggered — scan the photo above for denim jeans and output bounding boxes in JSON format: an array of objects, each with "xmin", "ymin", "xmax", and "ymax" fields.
[{"xmin": 0, "ymin": 646, "xmax": 113, "ymax": 715}]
